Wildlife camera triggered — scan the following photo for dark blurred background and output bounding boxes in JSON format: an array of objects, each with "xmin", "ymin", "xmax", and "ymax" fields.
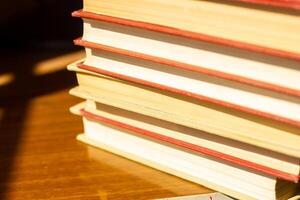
[
  {"xmin": 1, "ymin": 0, "xmax": 82, "ymax": 49},
  {"xmin": 0, "ymin": 2, "xmax": 85, "ymax": 198},
  {"xmin": 0, "ymin": 0, "xmax": 84, "ymax": 100}
]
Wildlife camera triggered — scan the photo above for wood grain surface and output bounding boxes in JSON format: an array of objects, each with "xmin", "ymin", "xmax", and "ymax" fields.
[{"xmin": 0, "ymin": 48, "xmax": 212, "ymax": 200}]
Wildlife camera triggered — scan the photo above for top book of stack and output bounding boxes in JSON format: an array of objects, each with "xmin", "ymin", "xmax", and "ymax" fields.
[{"xmin": 80, "ymin": 0, "xmax": 300, "ymax": 59}]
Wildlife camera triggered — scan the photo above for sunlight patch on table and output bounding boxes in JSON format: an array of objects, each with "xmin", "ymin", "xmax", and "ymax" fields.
[{"xmin": 33, "ymin": 50, "xmax": 85, "ymax": 76}]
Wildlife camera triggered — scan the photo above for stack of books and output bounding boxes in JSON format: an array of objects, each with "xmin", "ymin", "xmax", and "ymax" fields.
[{"xmin": 68, "ymin": 0, "xmax": 300, "ymax": 199}]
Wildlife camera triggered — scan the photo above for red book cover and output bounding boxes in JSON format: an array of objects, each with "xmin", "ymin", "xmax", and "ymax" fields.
[
  {"xmin": 72, "ymin": 10, "xmax": 300, "ymax": 61},
  {"xmin": 232, "ymin": 0, "xmax": 300, "ymax": 10},
  {"xmin": 80, "ymin": 108, "xmax": 300, "ymax": 182}
]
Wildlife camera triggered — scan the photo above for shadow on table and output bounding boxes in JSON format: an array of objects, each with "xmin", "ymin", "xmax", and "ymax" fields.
[
  {"xmin": 0, "ymin": 46, "xmax": 84, "ymax": 199},
  {"xmin": 0, "ymin": 0, "xmax": 84, "ymax": 198}
]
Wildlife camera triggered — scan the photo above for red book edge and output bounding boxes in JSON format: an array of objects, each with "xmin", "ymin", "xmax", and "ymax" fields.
[
  {"xmin": 74, "ymin": 38, "xmax": 300, "ymax": 98},
  {"xmin": 232, "ymin": 0, "xmax": 300, "ymax": 10},
  {"xmin": 72, "ymin": 10, "xmax": 300, "ymax": 61},
  {"xmin": 77, "ymin": 62, "xmax": 300, "ymax": 128},
  {"xmin": 80, "ymin": 108, "xmax": 300, "ymax": 183}
]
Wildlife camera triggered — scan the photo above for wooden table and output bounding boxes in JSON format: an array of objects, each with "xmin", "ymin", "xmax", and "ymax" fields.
[{"xmin": 0, "ymin": 48, "xmax": 212, "ymax": 200}]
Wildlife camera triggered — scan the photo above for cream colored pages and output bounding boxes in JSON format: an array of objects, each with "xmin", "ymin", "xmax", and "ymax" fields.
[
  {"xmin": 81, "ymin": 101, "xmax": 300, "ymax": 176},
  {"xmin": 83, "ymin": 0, "xmax": 300, "ymax": 54},
  {"xmin": 83, "ymin": 48, "xmax": 300, "ymax": 122},
  {"xmin": 83, "ymin": 19, "xmax": 300, "ymax": 91},
  {"xmin": 67, "ymin": 64, "xmax": 300, "ymax": 157},
  {"xmin": 78, "ymin": 116, "xmax": 270, "ymax": 199}
]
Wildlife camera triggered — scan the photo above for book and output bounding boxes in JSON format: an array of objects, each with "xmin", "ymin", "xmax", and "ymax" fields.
[
  {"xmin": 80, "ymin": 0, "xmax": 300, "ymax": 59},
  {"xmin": 68, "ymin": 62, "xmax": 300, "ymax": 158},
  {"xmin": 70, "ymin": 101, "xmax": 300, "ymax": 200},
  {"xmin": 72, "ymin": 39, "xmax": 300, "ymax": 128},
  {"xmin": 73, "ymin": 11, "xmax": 300, "ymax": 97},
  {"xmin": 70, "ymin": 100, "xmax": 300, "ymax": 181}
]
